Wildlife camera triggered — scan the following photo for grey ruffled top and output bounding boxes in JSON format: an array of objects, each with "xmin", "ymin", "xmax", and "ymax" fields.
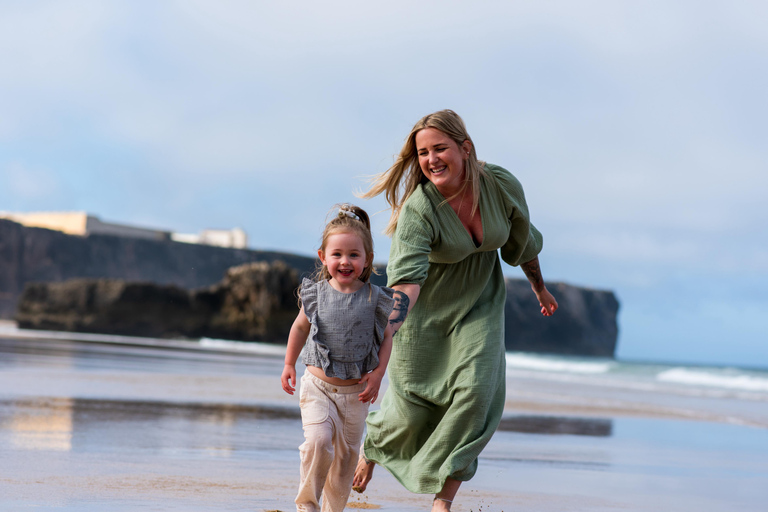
[{"xmin": 301, "ymin": 278, "xmax": 395, "ymax": 380}]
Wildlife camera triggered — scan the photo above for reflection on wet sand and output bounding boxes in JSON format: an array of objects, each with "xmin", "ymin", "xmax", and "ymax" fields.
[
  {"xmin": 5, "ymin": 397, "xmax": 75, "ymax": 451},
  {"xmin": 498, "ymin": 415, "xmax": 613, "ymax": 437},
  {"xmin": 0, "ymin": 398, "xmax": 302, "ymax": 456},
  {"xmin": 1, "ymin": 397, "xmax": 610, "ymax": 461}
]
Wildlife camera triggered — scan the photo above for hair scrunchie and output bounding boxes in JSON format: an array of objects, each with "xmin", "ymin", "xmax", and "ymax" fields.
[{"xmin": 338, "ymin": 206, "xmax": 361, "ymax": 222}]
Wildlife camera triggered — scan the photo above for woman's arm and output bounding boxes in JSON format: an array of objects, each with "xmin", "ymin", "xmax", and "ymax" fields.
[
  {"xmin": 281, "ymin": 308, "xmax": 311, "ymax": 395},
  {"xmin": 520, "ymin": 256, "xmax": 558, "ymax": 316},
  {"xmin": 389, "ymin": 283, "xmax": 421, "ymax": 335}
]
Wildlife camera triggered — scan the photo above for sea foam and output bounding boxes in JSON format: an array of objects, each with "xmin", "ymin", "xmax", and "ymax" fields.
[
  {"xmin": 657, "ymin": 368, "xmax": 768, "ymax": 392},
  {"xmin": 506, "ymin": 353, "xmax": 612, "ymax": 374}
]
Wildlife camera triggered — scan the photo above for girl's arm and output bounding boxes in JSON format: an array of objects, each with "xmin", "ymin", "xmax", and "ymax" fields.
[
  {"xmin": 357, "ymin": 283, "xmax": 419, "ymax": 403},
  {"xmin": 520, "ymin": 256, "xmax": 558, "ymax": 316},
  {"xmin": 358, "ymin": 323, "xmax": 393, "ymax": 403},
  {"xmin": 281, "ymin": 307, "xmax": 311, "ymax": 395}
]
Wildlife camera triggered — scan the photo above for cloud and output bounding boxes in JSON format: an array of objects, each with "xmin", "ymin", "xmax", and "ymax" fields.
[{"xmin": 3, "ymin": 1, "xmax": 766, "ymax": 187}]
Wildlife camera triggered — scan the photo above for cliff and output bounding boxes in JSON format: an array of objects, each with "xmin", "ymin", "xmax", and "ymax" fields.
[
  {"xmin": 504, "ymin": 279, "xmax": 619, "ymax": 356},
  {"xmin": 16, "ymin": 261, "xmax": 300, "ymax": 342}
]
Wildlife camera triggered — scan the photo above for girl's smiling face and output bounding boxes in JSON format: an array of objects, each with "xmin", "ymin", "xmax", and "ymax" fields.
[
  {"xmin": 318, "ymin": 231, "xmax": 372, "ymax": 293},
  {"xmin": 415, "ymin": 127, "xmax": 471, "ymax": 196}
]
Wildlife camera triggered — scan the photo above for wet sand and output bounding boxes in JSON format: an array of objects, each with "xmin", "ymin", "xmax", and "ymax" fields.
[{"xmin": 1, "ymin": 327, "xmax": 766, "ymax": 511}]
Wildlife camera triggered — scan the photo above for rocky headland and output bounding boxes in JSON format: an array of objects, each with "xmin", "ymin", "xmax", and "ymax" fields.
[
  {"xmin": 16, "ymin": 261, "xmax": 299, "ymax": 342},
  {"xmin": 505, "ymin": 279, "xmax": 619, "ymax": 357}
]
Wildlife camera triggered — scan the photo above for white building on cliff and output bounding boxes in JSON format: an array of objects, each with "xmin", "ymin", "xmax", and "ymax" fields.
[{"xmin": 0, "ymin": 211, "xmax": 248, "ymax": 249}]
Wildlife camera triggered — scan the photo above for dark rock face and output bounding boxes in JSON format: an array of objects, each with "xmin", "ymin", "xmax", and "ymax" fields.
[
  {"xmin": 16, "ymin": 280, "xmax": 201, "ymax": 338},
  {"xmin": 504, "ymin": 279, "xmax": 619, "ymax": 357},
  {"xmin": 16, "ymin": 261, "xmax": 300, "ymax": 343},
  {"xmin": 198, "ymin": 261, "xmax": 300, "ymax": 342}
]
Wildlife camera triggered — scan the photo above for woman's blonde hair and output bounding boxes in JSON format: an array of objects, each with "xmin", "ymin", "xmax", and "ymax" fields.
[
  {"xmin": 360, "ymin": 109, "xmax": 485, "ymax": 236},
  {"xmin": 315, "ymin": 203, "xmax": 375, "ymax": 283}
]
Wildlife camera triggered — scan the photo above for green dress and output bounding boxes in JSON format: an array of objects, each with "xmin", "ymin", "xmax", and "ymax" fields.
[{"xmin": 363, "ymin": 164, "xmax": 543, "ymax": 494}]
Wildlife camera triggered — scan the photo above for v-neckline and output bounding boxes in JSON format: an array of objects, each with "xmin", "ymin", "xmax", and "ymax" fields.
[
  {"xmin": 467, "ymin": 202, "xmax": 484, "ymax": 248},
  {"xmin": 430, "ymin": 181, "xmax": 485, "ymax": 249}
]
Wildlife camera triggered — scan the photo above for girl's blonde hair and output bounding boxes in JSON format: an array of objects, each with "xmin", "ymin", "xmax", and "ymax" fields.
[
  {"xmin": 360, "ymin": 109, "xmax": 486, "ymax": 236},
  {"xmin": 315, "ymin": 203, "xmax": 375, "ymax": 283}
]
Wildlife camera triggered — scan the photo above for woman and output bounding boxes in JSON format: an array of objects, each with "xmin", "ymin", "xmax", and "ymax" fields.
[{"xmin": 353, "ymin": 110, "xmax": 558, "ymax": 510}]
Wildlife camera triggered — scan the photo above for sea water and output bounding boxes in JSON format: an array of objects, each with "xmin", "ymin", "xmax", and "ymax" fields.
[{"xmin": 506, "ymin": 352, "xmax": 768, "ymax": 396}]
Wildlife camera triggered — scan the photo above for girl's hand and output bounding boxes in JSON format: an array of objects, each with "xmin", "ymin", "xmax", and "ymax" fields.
[
  {"xmin": 283, "ymin": 310, "xmax": 309, "ymax": 395},
  {"xmin": 281, "ymin": 364, "xmax": 297, "ymax": 395},
  {"xmin": 358, "ymin": 371, "xmax": 384, "ymax": 403}
]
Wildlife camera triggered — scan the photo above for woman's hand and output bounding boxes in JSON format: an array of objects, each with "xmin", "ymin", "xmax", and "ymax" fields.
[
  {"xmin": 535, "ymin": 287, "xmax": 558, "ymax": 316},
  {"xmin": 521, "ymin": 256, "xmax": 557, "ymax": 316},
  {"xmin": 358, "ymin": 370, "xmax": 384, "ymax": 403}
]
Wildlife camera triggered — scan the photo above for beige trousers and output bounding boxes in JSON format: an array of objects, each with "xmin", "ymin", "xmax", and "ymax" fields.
[{"xmin": 296, "ymin": 370, "xmax": 370, "ymax": 512}]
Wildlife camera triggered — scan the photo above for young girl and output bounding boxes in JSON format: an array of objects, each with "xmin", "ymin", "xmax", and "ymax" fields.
[{"xmin": 281, "ymin": 204, "xmax": 395, "ymax": 512}]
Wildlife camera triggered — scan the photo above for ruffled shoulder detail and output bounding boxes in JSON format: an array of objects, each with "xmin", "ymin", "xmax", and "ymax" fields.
[
  {"xmin": 300, "ymin": 278, "xmax": 332, "ymax": 374},
  {"xmin": 350, "ymin": 283, "xmax": 395, "ymax": 378},
  {"xmin": 373, "ymin": 284, "xmax": 395, "ymax": 347},
  {"xmin": 300, "ymin": 278, "xmax": 319, "ymax": 320}
]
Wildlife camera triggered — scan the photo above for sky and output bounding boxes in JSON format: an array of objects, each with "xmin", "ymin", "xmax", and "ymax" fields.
[{"xmin": 1, "ymin": 1, "xmax": 766, "ymax": 369}]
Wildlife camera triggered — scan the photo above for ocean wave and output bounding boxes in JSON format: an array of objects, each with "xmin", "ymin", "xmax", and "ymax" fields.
[
  {"xmin": 198, "ymin": 338, "xmax": 286, "ymax": 356},
  {"xmin": 506, "ymin": 353, "xmax": 613, "ymax": 374},
  {"xmin": 657, "ymin": 368, "xmax": 768, "ymax": 392}
]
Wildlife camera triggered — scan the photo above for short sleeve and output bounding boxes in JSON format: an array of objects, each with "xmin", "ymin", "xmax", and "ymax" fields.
[
  {"xmin": 299, "ymin": 278, "xmax": 318, "ymax": 321},
  {"xmin": 299, "ymin": 278, "xmax": 330, "ymax": 373},
  {"xmin": 487, "ymin": 165, "xmax": 543, "ymax": 266},
  {"xmin": 373, "ymin": 285, "xmax": 395, "ymax": 345},
  {"xmin": 386, "ymin": 188, "xmax": 435, "ymax": 287}
]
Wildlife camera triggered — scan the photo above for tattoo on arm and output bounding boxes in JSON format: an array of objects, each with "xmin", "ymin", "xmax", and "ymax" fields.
[
  {"xmin": 389, "ymin": 291, "xmax": 410, "ymax": 330},
  {"xmin": 521, "ymin": 257, "xmax": 545, "ymax": 292}
]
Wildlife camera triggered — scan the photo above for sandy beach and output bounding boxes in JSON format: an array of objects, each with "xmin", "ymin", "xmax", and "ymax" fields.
[{"xmin": 1, "ymin": 323, "xmax": 766, "ymax": 511}]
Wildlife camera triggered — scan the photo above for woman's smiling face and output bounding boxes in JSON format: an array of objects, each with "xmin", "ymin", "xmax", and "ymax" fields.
[{"xmin": 415, "ymin": 127, "xmax": 471, "ymax": 196}]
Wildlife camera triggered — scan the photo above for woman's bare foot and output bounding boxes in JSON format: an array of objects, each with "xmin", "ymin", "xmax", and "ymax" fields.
[
  {"xmin": 431, "ymin": 497, "xmax": 452, "ymax": 511},
  {"xmin": 431, "ymin": 477, "xmax": 460, "ymax": 511},
  {"xmin": 352, "ymin": 453, "xmax": 375, "ymax": 493}
]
